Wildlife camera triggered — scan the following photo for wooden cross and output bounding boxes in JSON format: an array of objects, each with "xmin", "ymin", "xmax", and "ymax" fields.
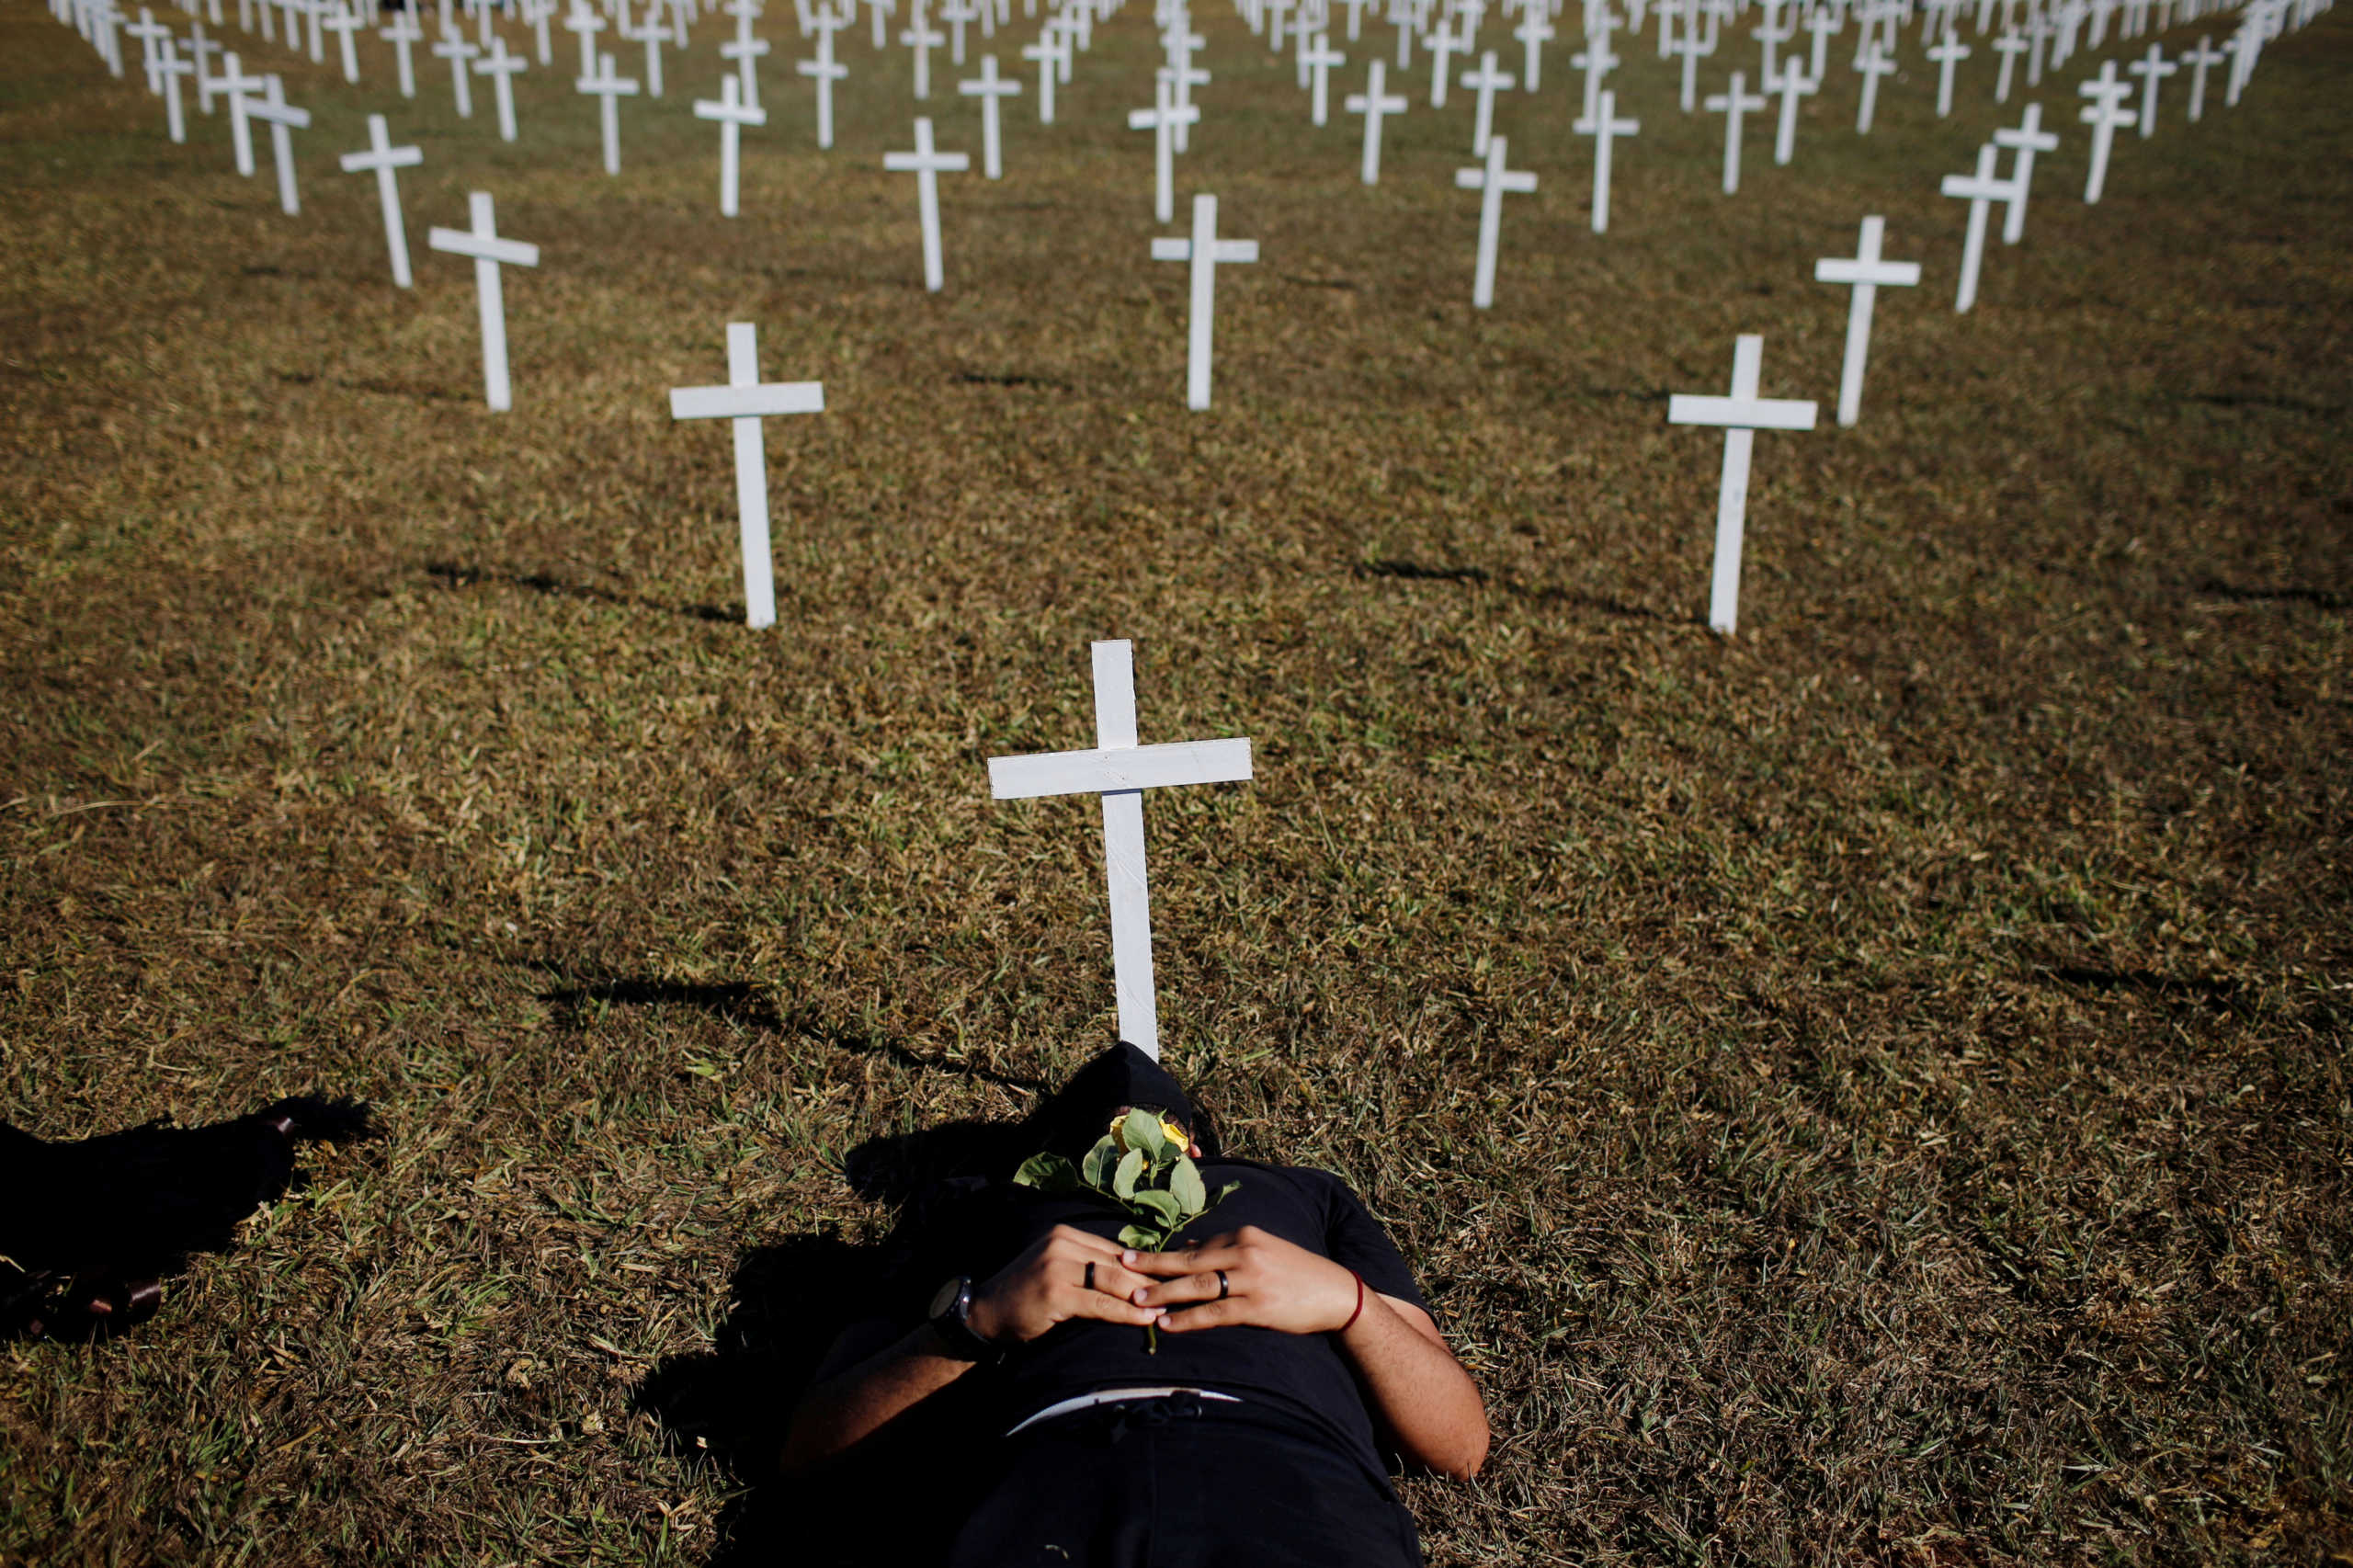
[
  {"xmin": 667, "ymin": 323, "xmax": 824, "ymax": 631},
  {"xmin": 988, "ymin": 640, "xmax": 1254, "ymax": 1061},
  {"xmin": 575, "ymin": 51, "xmax": 641, "ymax": 175},
  {"xmin": 242, "ymin": 74, "xmax": 312, "ymax": 215},
  {"xmin": 1150, "ymin": 193, "xmax": 1258, "ymax": 409},
  {"xmin": 1345, "ymin": 57, "xmax": 1408, "ymax": 184},
  {"xmin": 426, "ymin": 192, "xmax": 540, "ymax": 413},
  {"xmin": 1666, "ymin": 335, "xmax": 1816, "ymax": 635},
  {"xmin": 882, "ymin": 117, "xmax": 970, "ymax": 292},
  {"xmin": 1573, "ymin": 87, "xmax": 1637, "ymax": 233},
  {"xmin": 1703, "ymin": 69, "xmax": 1764, "ymax": 194},
  {"xmin": 2077, "ymin": 62, "xmax": 2136, "ymax": 202},
  {"xmin": 1939, "ymin": 143, "xmax": 2010, "ymax": 312},
  {"xmin": 957, "ymin": 53, "xmax": 1020, "ymax": 177},
  {"xmin": 1459, "ymin": 48, "xmax": 1512, "ymax": 152},
  {"xmin": 1453, "ymin": 134, "xmax": 1535, "ymax": 309},
  {"xmin": 476, "ymin": 36, "xmax": 528, "ymax": 141},
  {"xmin": 336, "ymin": 113, "xmax": 424, "ymax": 286},
  {"xmin": 1126, "ymin": 74, "xmax": 1196, "ymax": 222},
  {"xmin": 1991, "ymin": 101, "xmax": 2057, "ymax": 243},
  {"xmin": 694, "ymin": 75, "xmax": 766, "ymax": 215},
  {"xmin": 796, "ymin": 17, "xmax": 846, "ymax": 148},
  {"xmin": 1813, "ymin": 214, "xmax": 1919, "ymax": 426}
]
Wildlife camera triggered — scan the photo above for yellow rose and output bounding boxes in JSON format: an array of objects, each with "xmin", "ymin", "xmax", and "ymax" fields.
[{"xmin": 1107, "ymin": 1109, "xmax": 1191, "ymax": 1153}]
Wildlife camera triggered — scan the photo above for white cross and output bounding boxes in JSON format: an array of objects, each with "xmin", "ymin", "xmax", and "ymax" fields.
[
  {"xmin": 1150, "ymin": 193, "xmax": 1257, "ymax": 410},
  {"xmin": 563, "ymin": 0, "xmax": 604, "ymax": 74},
  {"xmin": 1126, "ymin": 74, "xmax": 1195, "ymax": 222},
  {"xmin": 186, "ymin": 23, "xmax": 222, "ymax": 114},
  {"xmin": 899, "ymin": 2, "xmax": 943, "ymax": 95},
  {"xmin": 432, "ymin": 28, "xmax": 480, "ymax": 116},
  {"xmin": 1991, "ymin": 100, "xmax": 2056, "ymax": 242},
  {"xmin": 1303, "ymin": 31, "xmax": 1347, "ymax": 123},
  {"xmin": 1340, "ymin": 0, "xmax": 1371, "ymax": 39},
  {"xmin": 1940, "ymin": 142, "xmax": 2010, "ymax": 311},
  {"xmin": 864, "ymin": 0, "xmax": 890, "ymax": 48},
  {"xmin": 1754, "ymin": 10, "xmax": 1792, "ymax": 85},
  {"xmin": 1573, "ymin": 87, "xmax": 1636, "ymax": 233},
  {"xmin": 1669, "ymin": 26, "xmax": 1709, "ymax": 109},
  {"xmin": 667, "ymin": 322, "xmax": 824, "ymax": 631},
  {"xmin": 475, "ymin": 36, "xmax": 527, "ymax": 141},
  {"xmin": 987, "ymin": 640, "xmax": 1254, "ymax": 1061},
  {"xmin": 1703, "ymin": 69, "xmax": 1764, "ymax": 193},
  {"xmin": 1161, "ymin": 21, "xmax": 1206, "ymax": 148},
  {"xmin": 576, "ymin": 51, "xmax": 640, "ymax": 175},
  {"xmin": 1513, "ymin": 5, "xmax": 1552, "ymax": 85},
  {"xmin": 2077, "ymin": 62, "xmax": 2135, "ymax": 202},
  {"xmin": 242, "ymin": 74, "xmax": 311, "ymax": 215},
  {"xmin": 1345, "ymin": 57, "xmax": 1407, "ymax": 183},
  {"xmin": 797, "ymin": 17, "xmax": 846, "ymax": 147},
  {"xmin": 216, "ymin": 51, "xmax": 263, "ymax": 175},
  {"xmin": 883, "ymin": 117, "xmax": 970, "ymax": 291},
  {"xmin": 1769, "ymin": 63, "xmax": 1814, "ymax": 164},
  {"xmin": 124, "ymin": 8, "xmax": 171, "ymax": 91},
  {"xmin": 1667, "ymin": 335, "xmax": 1816, "ymax": 635},
  {"xmin": 154, "ymin": 36, "xmax": 193, "ymax": 142},
  {"xmin": 721, "ymin": 19, "xmax": 770, "ymax": 106},
  {"xmin": 380, "ymin": 11, "xmax": 422, "ymax": 97},
  {"xmin": 299, "ymin": 0, "xmax": 323, "ymax": 63},
  {"xmin": 1020, "ymin": 30, "xmax": 1066, "ymax": 121},
  {"xmin": 1453, "ymin": 134, "xmax": 1535, "ymax": 309},
  {"xmin": 1569, "ymin": 33, "xmax": 1616, "ymax": 118},
  {"xmin": 958, "ymin": 53, "xmax": 1020, "ymax": 177},
  {"xmin": 1459, "ymin": 47, "xmax": 1512, "ymax": 151},
  {"xmin": 942, "ymin": 0, "xmax": 974, "ymax": 60},
  {"xmin": 529, "ymin": 0, "xmax": 556, "ymax": 65},
  {"xmin": 1425, "ymin": 17, "xmax": 1463, "ymax": 104},
  {"xmin": 1854, "ymin": 38, "xmax": 1893, "ymax": 131},
  {"xmin": 1926, "ymin": 24, "xmax": 1968, "ymax": 114},
  {"xmin": 619, "ymin": 6, "xmax": 665, "ymax": 96},
  {"xmin": 1813, "ymin": 214, "xmax": 1918, "ymax": 426},
  {"xmin": 2127, "ymin": 42, "xmax": 2175, "ymax": 136},
  {"xmin": 337, "ymin": 112, "xmax": 423, "ymax": 286},
  {"xmin": 2180, "ymin": 35, "xmax": 2221, "ymax": 120},
  {"xmin": 694, "ymin": 74, "xmax": 766, "ymax": 215},
  {"xmin": 321, "ymin": 2, "xmax": 362, "ymax": 82},
  {"xmin": 1991, "ymin": 26, "xmax": 2025, "ymax": 99},
  {"xmin": 1803, "ymin": 6, "xmax": 1836, "ymax": 79},
  {"xmin": 427, "ymin": 192, "xmax": 540, "ymax": 413}
]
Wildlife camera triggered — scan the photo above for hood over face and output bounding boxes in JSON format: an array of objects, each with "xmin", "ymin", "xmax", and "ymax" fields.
[{"xmin": 1015, "ymin": 1040, "xmax": 1222, "ymax": 1165}]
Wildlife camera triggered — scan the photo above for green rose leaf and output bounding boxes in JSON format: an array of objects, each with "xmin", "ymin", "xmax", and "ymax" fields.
[
  {"xmin": 1118, "ymin": 1222, "xmax": 1161, "ymax": 1251},
  {"xmin": 1112, "ymin": 1147, "xmax": 1145, "ymax": 1199},
  {"xmin": 1131, "ymin": 1188, "xmax": 1181, "ymax": 1226},
  {"xmin": 1209, "ymin": 1181, "xmax": 1241, "ymax": 1208},
  {"xmin": 1121, "ymin": 1108, "xmax": 1166, "ymax": 1160},
  {"xmin": 1169, "ymin": 1156, "xmax": 1207, "ymax": 1214},
  {"xmin": 1014, "ymin": 1153, "xmax": 1079, "ymax": 1192},
  {"xmin": 1081, "ymin": 1137, "xmax": 1120, "ymax": 1191}
]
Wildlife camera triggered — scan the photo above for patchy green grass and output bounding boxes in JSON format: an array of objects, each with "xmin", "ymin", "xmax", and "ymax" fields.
[{"xmin": 2, "ymin": 0, "xmax": 2349, "ymax": 1562}]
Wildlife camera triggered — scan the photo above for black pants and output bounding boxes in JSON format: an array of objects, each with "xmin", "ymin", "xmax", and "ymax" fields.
[{"xmin": 947, "ymin": 1391, "xmax": 1426, "ymax": 1568}]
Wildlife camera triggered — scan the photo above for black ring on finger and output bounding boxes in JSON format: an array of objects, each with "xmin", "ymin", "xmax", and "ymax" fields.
[
  {"xmin": 1216, "ymin": 1268, "xmax": 1230, "ymax": 1301},
  {"xmin": 1085, "ymin": 1261, "xmax": 1096, "ymax": 1291}
]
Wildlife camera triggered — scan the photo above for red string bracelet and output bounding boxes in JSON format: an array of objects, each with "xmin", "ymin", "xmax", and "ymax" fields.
[{"xmin": 1340, "ymin": 1270, "xmax": 1365, "ymax": 1333}]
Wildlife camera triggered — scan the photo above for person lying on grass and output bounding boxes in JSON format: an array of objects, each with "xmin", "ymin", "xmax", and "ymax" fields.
[{"xmin": 782, "ymin": 1040, "xmax": 1487, "ymax": 1567}]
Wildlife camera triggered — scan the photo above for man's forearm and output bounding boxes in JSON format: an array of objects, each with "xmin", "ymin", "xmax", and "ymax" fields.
[
  {"xmin": 1338, "ymin": 1293, "xmax": 1490, "ymax": 1480},
  {"xmin": 781, "ymin": 1324, "xmax": 977, "ymax": 1474}
]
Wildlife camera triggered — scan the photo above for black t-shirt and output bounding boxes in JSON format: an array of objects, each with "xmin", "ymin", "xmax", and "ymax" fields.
[{"xmin": 874, "ymin": 1153, "xmax": 1431, "ymax": 1494}]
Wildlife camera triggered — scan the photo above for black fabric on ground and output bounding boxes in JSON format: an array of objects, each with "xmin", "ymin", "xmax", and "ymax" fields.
[
  {"xmin": 946, "ymin": 1390, "xmax": 1426, "ymax": 1568},
  {"xmin": 1011, "ymin": 1039, "xmax": 1222, "ymax": 1162}
]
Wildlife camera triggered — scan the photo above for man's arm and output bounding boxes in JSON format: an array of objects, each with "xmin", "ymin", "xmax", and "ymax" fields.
[
  {"xmin": 780, "ymin": 1224, "xmax": 1169, "ymax": 1477},
  {"xmin": 1126, "ymin": 1229, "xmax": 1491, "ymax": 1481}
]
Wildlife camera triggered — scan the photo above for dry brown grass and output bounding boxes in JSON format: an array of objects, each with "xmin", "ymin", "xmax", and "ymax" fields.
[{"xmin": 2, "ymin": 0, "xmax": 2349, "ymax": 1562}]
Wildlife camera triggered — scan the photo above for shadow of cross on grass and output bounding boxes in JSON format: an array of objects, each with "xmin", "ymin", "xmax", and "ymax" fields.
[{"xmin": 632, "ymin": 1116, "xmax": 1039, "ymax": 1568}]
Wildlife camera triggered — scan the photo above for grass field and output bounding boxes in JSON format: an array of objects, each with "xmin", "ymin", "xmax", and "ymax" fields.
[{"xmin": 4, "ymin": 0, "xmax": 2351, "ymax": 1560}]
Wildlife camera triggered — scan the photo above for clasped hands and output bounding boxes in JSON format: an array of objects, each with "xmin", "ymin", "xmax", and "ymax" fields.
[{"xmin": 966, "ymin": 1223, "xmax": 1360, "ymax": 1347}]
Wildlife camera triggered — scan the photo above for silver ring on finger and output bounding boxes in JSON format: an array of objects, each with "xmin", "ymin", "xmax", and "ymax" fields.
[
  {"xmin": 1216, "ymin": 1268, "xmax": 1230, "ymax": 1301},
  {"xmin": 1085, "ymin": 1261, "xmax": 1096, "ymax": 1291}
]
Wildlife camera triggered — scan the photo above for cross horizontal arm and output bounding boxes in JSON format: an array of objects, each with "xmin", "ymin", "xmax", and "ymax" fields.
[
  {"xmin": 244, "ymin": 98, "xmax": 311, "ymax": 126},
  {"xmin": 1816, "ymin": 257, "xmax": 1921, "ymax": 284},
  {"xmin": 670, "ymin": 381, "xmax": 825, "ymax": 420},
  {"xmin": 1667, "ymin": 393, "xmax": 1817, "ymax": 430},
  {"xmin": 989, "ymin": 737, "xmax": 1254, "ymax": 800},
  {"xmin": 340, "ymin": 146, "xmax": 424, "ymax": 170},
  {"xmin": 427, "ymin": 229, "xmax": 540, "ymax": 266}
]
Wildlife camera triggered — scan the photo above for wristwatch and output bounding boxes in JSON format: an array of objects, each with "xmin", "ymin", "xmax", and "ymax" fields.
[{"xmin": 926, "ymin": 1276, "xmax": 1005, "ymax": 1364}]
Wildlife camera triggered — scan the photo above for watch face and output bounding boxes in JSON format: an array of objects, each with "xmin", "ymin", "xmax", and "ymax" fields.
[{"xmin": 928, "ymin": 1277, "xmax": 966, "ymax": 1321}]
